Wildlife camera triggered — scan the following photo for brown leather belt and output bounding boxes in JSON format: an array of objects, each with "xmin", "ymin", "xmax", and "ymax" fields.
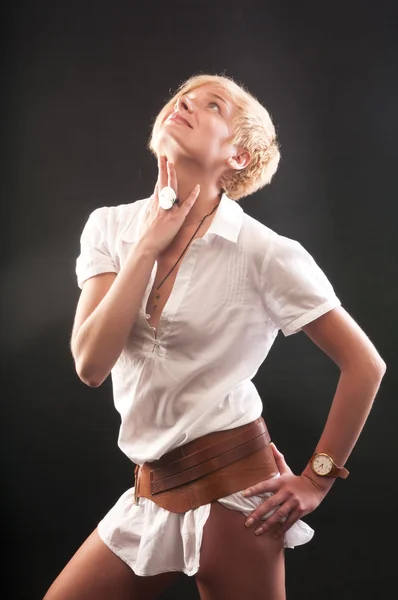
[{"xmin": 134, "ymin": 416, "xmax": 279, "ymax": 513}]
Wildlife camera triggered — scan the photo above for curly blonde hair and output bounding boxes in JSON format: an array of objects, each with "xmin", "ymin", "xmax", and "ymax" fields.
[{"xmin": 148, "ymin": 73, "xmax": 281, "ymax": 201}]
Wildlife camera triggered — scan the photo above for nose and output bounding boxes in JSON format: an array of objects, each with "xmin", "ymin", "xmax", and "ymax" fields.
[{"xmin": 176, "ymin": 94, "xmax": 193, "ymax": 114}]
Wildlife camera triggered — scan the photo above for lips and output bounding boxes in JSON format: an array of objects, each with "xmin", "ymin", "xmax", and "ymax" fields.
[{"xmin": 166, "ymin": 112, "xmax": 193, "ymax": 128}]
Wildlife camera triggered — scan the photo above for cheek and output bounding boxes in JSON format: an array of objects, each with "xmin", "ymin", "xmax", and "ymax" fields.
[{"xmin": 202, "ymin": 119, "xmax": 230, "ymax": 146}]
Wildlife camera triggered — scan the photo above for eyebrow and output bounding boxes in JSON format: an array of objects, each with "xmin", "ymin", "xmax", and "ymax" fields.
[{"xmin": 207, "ymin": 92, "xmax": 230, "ymax": 109}]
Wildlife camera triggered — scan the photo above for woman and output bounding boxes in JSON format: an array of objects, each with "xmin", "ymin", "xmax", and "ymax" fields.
[{"xmin": 43, "ymin": 74, "xmax": 386, "ymax": 600}]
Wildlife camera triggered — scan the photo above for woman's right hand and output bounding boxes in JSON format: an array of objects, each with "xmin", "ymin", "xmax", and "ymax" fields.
[{"xmin": 136, "ymin": 155, "xmax": 201, "ymax": 257}]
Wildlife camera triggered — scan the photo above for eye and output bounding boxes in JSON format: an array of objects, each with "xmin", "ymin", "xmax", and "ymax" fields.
[{"xmin": 208, "ymin": 101, "xmax": 221, "ymax": 112}]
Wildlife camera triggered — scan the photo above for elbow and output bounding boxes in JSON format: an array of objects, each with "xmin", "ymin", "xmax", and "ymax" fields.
[
  {"xmin": 351, "ymin": 353, "xmax": 387, "ymax": 382},
  {"xmin": 80, "ymin": 375, "xmax": 104, "ymax": 388},
  {"xmin": 74, "ymin": 357, "xmax": 108, "ymax": 388},
  {"xmin": 376, "ymin": 357, "xmax": 387, "ymax": 379},
  {"xmin": 370, "ymin": 348, "xmax": 387, "ymax": 379}
]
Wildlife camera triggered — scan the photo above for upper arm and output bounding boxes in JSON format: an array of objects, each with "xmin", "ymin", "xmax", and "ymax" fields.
[
  {"xmin": 71, "ymin": 272, "xmax": 117, "ymax": 352},
  {"xmin": 260, "ymin": 233, "xmax": 342, "ymax": 337},
  {"xmin": 302, "ymin": 305, "xmax": 386, "ymax": 374},
  {"xmin": 72, "ymin": 205, "xmax": 118, "ymax": 352}
]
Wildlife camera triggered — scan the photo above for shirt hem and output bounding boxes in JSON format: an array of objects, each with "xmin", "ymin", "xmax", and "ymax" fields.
[
  {"xmin": 97, "ymin": 522, "xmax": 199, "ymax": 577},
  {"xmin": 77, "ymin": 266, "xmax": 117, "ymax": 289},
  {"xmin": 281, "ymin": 297, "xmax": 341, "ymax": 336}
]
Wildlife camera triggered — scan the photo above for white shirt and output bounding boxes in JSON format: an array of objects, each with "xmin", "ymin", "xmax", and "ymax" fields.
[
  {"xmin": 75, "ymin": 193, "xmax": 340, "ymax": 574},
  {"xmin": 76, "ymin": 193, "xmax": 341, "ymax": 466}
]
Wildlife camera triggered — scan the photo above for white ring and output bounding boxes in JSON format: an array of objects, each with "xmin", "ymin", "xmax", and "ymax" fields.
[{"xmin": 159, "ymin": 186, "xmax": 178, "ymax": 210}]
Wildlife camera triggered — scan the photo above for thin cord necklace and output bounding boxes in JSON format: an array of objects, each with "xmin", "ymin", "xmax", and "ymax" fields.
[
  {"xmin": 152, "ymin": 201, "xmax": 220, "ymax": 308},
  {"xmin": 180, "ymin": 217, "xmax": 207, "ymax": 227}
]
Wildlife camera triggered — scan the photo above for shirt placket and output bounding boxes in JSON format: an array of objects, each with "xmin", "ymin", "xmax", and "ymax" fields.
[{"xmin": 142, "ymin": 240, "xmax": 204, "ymax": 354}]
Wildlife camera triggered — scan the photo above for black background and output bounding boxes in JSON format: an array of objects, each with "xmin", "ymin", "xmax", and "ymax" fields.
[{"xmin": 3, "ymin": 1, "xmax": 398, "ymax": 599}]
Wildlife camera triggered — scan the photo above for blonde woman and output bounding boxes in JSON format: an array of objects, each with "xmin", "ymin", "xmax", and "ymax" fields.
[{"xmin": 43, "ymin": 74, "xmax": 386, "ymax": 600}]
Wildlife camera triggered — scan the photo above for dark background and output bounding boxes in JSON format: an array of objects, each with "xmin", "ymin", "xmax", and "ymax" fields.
[{"xmin": 3, "ymin": 1, "xmax": 398, "ymax": 599}]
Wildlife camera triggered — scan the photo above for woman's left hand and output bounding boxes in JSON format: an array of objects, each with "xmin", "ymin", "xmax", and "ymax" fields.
[{"xmin": 243, "ymin": 442, "xmax": 327, "ymax": 539}]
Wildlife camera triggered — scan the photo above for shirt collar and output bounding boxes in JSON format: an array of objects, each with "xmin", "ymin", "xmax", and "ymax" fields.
[
  {"xmin": 120, "ymin": 192, "xmax": 243, "ymax": 244},
  {"xmin": 206, "ymin": 193, "xmax": 243, "ymax": 242}
]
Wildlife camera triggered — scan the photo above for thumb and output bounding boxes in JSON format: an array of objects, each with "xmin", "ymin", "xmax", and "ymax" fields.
[
  {"xmin": 181, "ymin": 184, "xmax": 201, "ymax": 216},
  {"xmin": 270, "ymin": 441, "xmax": 291, "ymax": 475}
]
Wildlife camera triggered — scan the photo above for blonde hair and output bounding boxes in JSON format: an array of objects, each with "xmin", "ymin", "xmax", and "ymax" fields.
[{"xmin": 148, "ymin": 73, "xmax": 281, "ymax": 200}]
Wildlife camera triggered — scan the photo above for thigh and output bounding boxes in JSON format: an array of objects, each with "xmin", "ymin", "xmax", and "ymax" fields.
[
  {"xmin": 195, "ymin": 501, "xmax": 286, "ymax": 600},
  {"xmin": 42, "ymin": 527, "xmax": 183, "ymax": 600}
]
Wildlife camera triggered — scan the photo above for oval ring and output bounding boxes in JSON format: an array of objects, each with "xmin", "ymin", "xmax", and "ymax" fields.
[{"xmin": 159, "ymin": 186, "xmax": 180, "ymax": 210}]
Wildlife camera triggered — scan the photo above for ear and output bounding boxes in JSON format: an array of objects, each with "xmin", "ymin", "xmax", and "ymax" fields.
[{"xmin": 228, "ymin": 148, "xmax": 251, "ymax": 171}]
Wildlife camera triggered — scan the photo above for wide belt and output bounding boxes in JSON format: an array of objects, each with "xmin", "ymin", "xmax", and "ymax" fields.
[{"xmin": 133, "ymin": 416, "xmax": 279, "ymax": 513}]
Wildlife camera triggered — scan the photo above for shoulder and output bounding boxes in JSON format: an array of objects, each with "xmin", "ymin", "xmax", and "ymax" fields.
[
  {"xmin": 241, "ymin": 212, "xmax": 275, "ymax": 252},
  {"xmin": 87, "ymin": 197, "xmax": 148, "ymax": 228},
  {"xmin": 262, "ymin": 229, "xmax": 321, "ymax": 281},
  {"xmin": 241, "ymin": 212, "xmax": 304, "ymax": 252},
  {"xmin": 80, "ymin": 197, "xmax": 149, "ymax": 239},
  {"xmin": 241, "ymin": 212, "xmax": 319, "ymax": 279},
  {"xmin": 241, "ymin": 212, "xmax": 298, "ymax": 263}
]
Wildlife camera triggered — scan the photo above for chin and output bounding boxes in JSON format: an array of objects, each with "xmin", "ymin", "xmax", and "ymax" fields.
[{"xmin": 156, "ymin": 134, "xmax": 193, "ymax": 161}]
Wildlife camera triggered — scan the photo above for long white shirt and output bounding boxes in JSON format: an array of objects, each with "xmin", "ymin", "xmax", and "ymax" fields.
[
  {"xmin": 76, "ymin": 193, "xmax": 341, "ymax": 465},
  {"xmin": 75, "ymin": 193, "xmax": 340, "ymax": 574}
]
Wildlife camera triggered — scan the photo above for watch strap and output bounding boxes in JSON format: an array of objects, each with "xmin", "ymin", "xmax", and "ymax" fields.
[{"xmin": 332, "ymin": 463, "xmax": 349, "ymax": 479}]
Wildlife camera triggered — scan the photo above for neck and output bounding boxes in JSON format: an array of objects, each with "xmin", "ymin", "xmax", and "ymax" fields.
[{"xmin": 167, "ymin": 156, "xmax": 223, "ymax": 220}]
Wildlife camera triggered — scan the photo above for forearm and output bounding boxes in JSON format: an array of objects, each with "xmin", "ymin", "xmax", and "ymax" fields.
[
  {"xmin": 73, "ymin": 241, "xmax": 156, "ymax": 386},
  {"xmin": 302, "ymin": 359, "xmax": 386, "ymax": 492}
]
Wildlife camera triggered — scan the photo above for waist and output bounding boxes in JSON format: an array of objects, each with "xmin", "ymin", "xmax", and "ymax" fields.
[{"xmin": 134, "ymin": 416, "xmax": 278, "ymax": 512}]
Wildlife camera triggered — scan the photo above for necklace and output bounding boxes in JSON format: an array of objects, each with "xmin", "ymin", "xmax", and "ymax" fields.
[
  {"xmin": 152, "ymin": 201, "xmax": 220, "ymax": 308},
  {"xmin": 181, "ymin": 216, "xmax": 207, "ymax": 227}
]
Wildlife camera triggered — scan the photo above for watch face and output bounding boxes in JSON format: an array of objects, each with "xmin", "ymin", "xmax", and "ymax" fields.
[{"xmin": 312, "ymin": 453, "xmax": 333, "ymax": 476}]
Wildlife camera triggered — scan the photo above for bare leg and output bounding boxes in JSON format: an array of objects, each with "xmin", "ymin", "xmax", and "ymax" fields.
[
  {"xmin": 43, "ymin": 527, "xmax": 183, "ymax": 600},
  {"xmin": 195, "ymin": 501, "xmax": 286, "ymax": 600}
]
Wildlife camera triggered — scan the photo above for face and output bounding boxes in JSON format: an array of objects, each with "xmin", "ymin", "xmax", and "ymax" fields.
[{"xmin": 154, "ymin": 84, "xmax": 238, "ymax": 170}]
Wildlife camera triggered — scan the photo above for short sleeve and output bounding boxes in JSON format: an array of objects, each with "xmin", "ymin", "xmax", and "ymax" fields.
[
  {"xmin": 75, "ymin": 207, "xmax": 117, "ymax": 289},
  {"xmin": 260, "ymin": 233, "xmax": 341, "ymax": 336}
]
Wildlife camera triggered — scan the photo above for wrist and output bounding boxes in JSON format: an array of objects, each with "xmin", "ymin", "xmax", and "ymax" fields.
[
  {"xmin": 134, "ymin": 239, "xmax": 160, "ymax": 261},
  {"xmin": 301, "ymin": 465, "xmax": 336, "ymax": 494}
]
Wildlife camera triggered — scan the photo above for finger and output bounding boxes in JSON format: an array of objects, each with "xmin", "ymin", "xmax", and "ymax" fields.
[
  {"xmin": 242, "ymin": 475, "xmax": 280, "ymax": 498},
  {"xmin": 254, "ymin": 502, "xmax": 293, "ymax": 536},
  {"xmin": 270, "ymin": 442, "xmax": 291, "ymax": 476},
  {"xmin": 157, "ymin": 155, "xmax": 168, "ymax": 189},
  {"xmin": 153, "ymin": 182, "xmax": 159, "ymax": 199},
  {"xmin": 252, "ymin": 500, "xmax": 297, "ymax": 538},
  {"xmin": 150, "ymin": 182, "xmax": 160, "ymax": 212},
  {"xmin": 167, "ymin": 161, "xmax": 178, "ymax": 196},
  {"xmin": 244, "ymin": 490, "xmax": 289, "ymax": 528},
  {"xmin": 180, "ymin": 184, "xmax": 201, "ymax": 215},
  {"xmin": 271, "ymin": 508, "xmax": 301, "ymax": 540}
]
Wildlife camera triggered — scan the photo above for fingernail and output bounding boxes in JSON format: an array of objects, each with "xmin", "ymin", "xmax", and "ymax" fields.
[
  {"xmin": 245, "ymin": 518, "xmax": 254, "ymax": 527},
  {"xmin": 255, "ymin": 527, "xmax": 263, "ymax": 535},
  {"xmin": 242, "ymin": 489, "xmax": 250, "ymax": 496}
]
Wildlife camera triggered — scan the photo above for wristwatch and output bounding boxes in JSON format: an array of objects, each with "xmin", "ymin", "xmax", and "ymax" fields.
[{"xmin": 310, "ymin": 452, "xmax": 349, "ymax": 479}]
